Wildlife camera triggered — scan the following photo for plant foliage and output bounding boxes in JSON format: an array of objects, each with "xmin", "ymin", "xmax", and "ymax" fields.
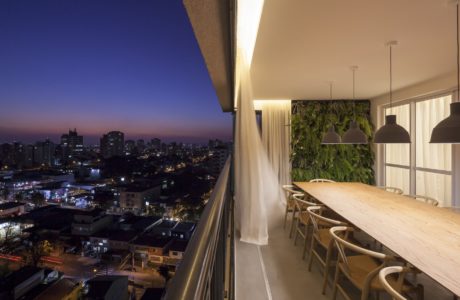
[{"xmin": 291, "ymin": 100, "xmax": 375, "ymax": 184}]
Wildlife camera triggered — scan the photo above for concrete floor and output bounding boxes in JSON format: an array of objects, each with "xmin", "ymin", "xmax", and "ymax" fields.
[{"xmin": 235, "ymin": 218, "xmax": 456, "ymax": 300}]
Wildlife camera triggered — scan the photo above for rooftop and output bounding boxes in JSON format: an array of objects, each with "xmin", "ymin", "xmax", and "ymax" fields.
[
  {"xmin": 74, "ymin": 207, "xmax": 104, "ymax": 217},
  {"xmin": 169, "ymin": 239, "xmax": 188, "ymax": 252},
  {"xmin": 0, "ymin": 201, "xmax": 24, "ymax": 210},
  {"xmin": 86, "ymin": 275, "xmax": 128, "ymax": 298},
  {"xmin": 172, "ymin": 221, "xmax": 195, "ymax": 232},
  {"xmin": 2, "ymin": 266, "xmax": 42, "ymax": 287},
  {"xmin": 120, "ymin": 215, "xmax": 162, "ymax": 230},
  {"xmin": 92, "ymin": 229, "xmax": 138, "ymax": 242},
  {"xmin": 35, "ymin": 278, "xmax": 80, "ymax": 300},
  {"xmin": 153, "ymin": 219, "xmax": 177, "ymax": 229},
  {"xmin": 132, "ymin": 235, "xmax": 173, "ymax": 248}
]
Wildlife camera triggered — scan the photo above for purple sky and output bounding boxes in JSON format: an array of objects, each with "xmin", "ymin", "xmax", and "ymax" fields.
[{"xmin": 0, "ymin": 0, "xmax": 232, "ymax": 145}]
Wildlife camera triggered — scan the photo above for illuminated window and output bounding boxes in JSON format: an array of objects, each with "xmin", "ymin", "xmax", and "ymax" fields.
[{"xmin": 383, "ymin": 94, "xmax": 452, "ymax": 206}]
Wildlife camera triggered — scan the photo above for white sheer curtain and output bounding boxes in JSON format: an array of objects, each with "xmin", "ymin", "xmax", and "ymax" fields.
[
  {"xmin": 234, "ymin": 0, "xmax": 283, "ymax": 245},
  {"xmin": 384, "ymin": 104, "xmax": 410, "ymax": 194},
  {"xmin": 384, "ymin": 95, "xmax": 453, "ymax": 206},
  {"xmin": 234, "ymin": 56, "xmax": 284, "ymax": 246},
  {"xmin": 255, "ymin": 100, "xmax": 292, "ymax": 187},
  {"xmin": 415, "ymin": 95, "xmax": 452, "ymax": 207}
]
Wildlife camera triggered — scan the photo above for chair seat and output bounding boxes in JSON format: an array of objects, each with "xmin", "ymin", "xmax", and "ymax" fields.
[{"xmin": 339, "ymin": 255, "xmax": 414, "ymax": 292}]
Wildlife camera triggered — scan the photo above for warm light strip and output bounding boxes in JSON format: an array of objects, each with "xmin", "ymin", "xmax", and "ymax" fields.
[
  {"xmin": 253, "ymin": 100, "xmax": 291, "ymax": 110},
  {"xmin": 234, "ymin": 0, "xmax": 265, "ymax": 109},
  {"xmin": 236, "ymin": 0, "xmax": 265, "ymax": 64}
]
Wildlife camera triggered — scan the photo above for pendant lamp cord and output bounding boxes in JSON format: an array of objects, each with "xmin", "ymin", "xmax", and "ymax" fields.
[
  {"xmin": 389, "ymin": 44, "xmax": 393, "ymax": 113},
  {"xmin": 330, "ymin": 82, "xmax": 333, "ymax": 100},
  {"xmin": 352, "ymin": 67, "xmax": 356, "ymax": 120},
  {"xmin": 457, "ymin": 3, "xmax": 459, "ymax": 101}
]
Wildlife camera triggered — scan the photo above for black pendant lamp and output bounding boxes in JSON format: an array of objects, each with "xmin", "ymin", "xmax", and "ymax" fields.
[
  {"xmin": 430, "ymin": 2, "xmax": 460, "ymax": 143},
  {"xmin": 342, "ymin": 66, "xmax": 368, "ymax": 144},
  {"xmin": 374, "ymin": 41, "xmax": 411, "ymax": 144},
  {"xmin": 322, "ymin": 82, "xmax": 342, "ymax": 144}
]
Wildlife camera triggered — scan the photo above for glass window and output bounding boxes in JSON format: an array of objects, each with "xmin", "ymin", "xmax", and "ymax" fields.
[
  {"xmin": 415, "ymin": 171, "xmax": 451, "ymax": 207},
  {"xmin": 385, "ymin": 166, "xmax": 410, "ymax": 195},
  {"xmin": 385, "ymin": 104, "xmax": 410, "ymax": 166},
  {"xmin": 384, "ymin": 94, "xmax": 453, "ymax": 207},
  {"xmin": 415, "ymin": 95, "xmax": 452, "ymax": 171}
]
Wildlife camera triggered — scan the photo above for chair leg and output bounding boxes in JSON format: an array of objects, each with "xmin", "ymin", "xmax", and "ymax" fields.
[
  {"xmin": 322, "ymin": 244, "xmax": 333, "ymax": 294},
  {"xmin": 294, "ymin": 221, "xmax": 299, "ymax": 246},
  {"xmin": 283, "ymin": 209, "xmax": 288, "ymax": 229},
  {"xmin": 302, "ymin": 225, "xmax": 309, "ymax": 260},
  {"xmin": 307, "ymin": 237, "xmax": 315, "ymax": 272},
  {"xmin": 289, "ymin": 209, "xmax": 297, "ymax": 238},
  {"xmin": 417, "ymin": 284, "xmax": 424, "ymax": 300},
  {"xmin": 361, "ymin": 283, "xmax": 370, "ymax": 300},
  {"xmin": 332, "ymin": 264, "xmax": 340, "ymax": 300}
]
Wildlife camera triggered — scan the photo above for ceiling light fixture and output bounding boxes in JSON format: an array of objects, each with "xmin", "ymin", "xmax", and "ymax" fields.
[
  {"xmin": 342, "ymin": 66, "xmax": 368, "ymax": 144},
  {"xmin": 430, "ymin": 1, "xmax": 460, "ymax": 143},
  {"xmin": 321, "ymin": 81, "xmax": 342, "ymax": 144},
  {"xmin": 374, "ymin": 41, "xmax": 411, "ymax": 144}
]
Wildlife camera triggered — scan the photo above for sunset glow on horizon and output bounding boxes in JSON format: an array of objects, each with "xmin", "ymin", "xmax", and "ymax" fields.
[{"xmin": 0, "ymin": 1, "xmax": 232, "ymax": 144}]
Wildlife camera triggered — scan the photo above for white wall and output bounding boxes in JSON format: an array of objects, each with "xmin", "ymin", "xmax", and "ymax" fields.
[{"xmin": 371, "ymin": 70, "xmax": 460, "ymax": 205}]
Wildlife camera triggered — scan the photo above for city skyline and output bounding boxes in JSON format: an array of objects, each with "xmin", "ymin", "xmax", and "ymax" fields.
[
  {"xmin": 0, "ymin": 127, "xmax": 232, "ymax": 145},
  {"xmin": 0, "ymin": 1, "xmax": 232, "ymax": 144}
]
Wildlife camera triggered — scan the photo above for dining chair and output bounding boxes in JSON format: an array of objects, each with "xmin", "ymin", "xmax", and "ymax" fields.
[
  {"xmin": 405, "ymin": 194, "xmax": 439, "ymax": 206},
  {"xmin": 282, "ymin": 185, "xmax": 301, "ymax": 232},
  {"xmin": 379, "ymin": 266, "xmax": 410, "ymax": 300},
  {"xmin": 292, "ymin": 194, "xmax": 321, "ymax": 259},
  {"xmin": 377, "ymin": 186, "xmax": 404, "ymax": 195},
  {"xmin": 306, "ymin": 206, "xmax": 347, "ymax": 294},
  {"xmin": 310, "ymin": 178, "xmax": 336, "ymax": 183},
  {"xmin": 330, "ymin": 226, "xmax": 423, "ymax": 300}
]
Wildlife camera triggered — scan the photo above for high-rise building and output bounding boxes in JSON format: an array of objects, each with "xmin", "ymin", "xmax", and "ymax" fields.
[
  {"xmin": 124, "ymin": 140, "xmax": 136, "ymax": 155},
  {"xmin": 34, "ymin": 139, "xmax": 55, "ymax": 166},
  {"xmin": 100, "ymin": 131, "xmax": 125, "ymax": 158},
  {"xmin": 136, "ymin": 139, "xmax": 145, "ymax": 153},
  {"xmin": 210, "ymin": 144, "xmax": 230, "ymax": 175},
  {"xmin": 0, "ymin": 143, "xmax": 14, "ymax": 166},
  {"xmin": 24, "ymin": 145, "xmax": 34, "ymax": 167},
  {"xmin": 151, "ymin": 138, "xmax": 161, "ymax": 150},
  {"xmin": 13, "ymin": 142, "xmax": 25, "ymax": 167},
  {"xmin": 61, "ymin": 129, "xmax": 84, "ymax": 158}
]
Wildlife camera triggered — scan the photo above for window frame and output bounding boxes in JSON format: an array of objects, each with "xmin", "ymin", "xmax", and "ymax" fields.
[{"xmin": 381, "ymin": 90, "xmax": 455, "ymax": 204}]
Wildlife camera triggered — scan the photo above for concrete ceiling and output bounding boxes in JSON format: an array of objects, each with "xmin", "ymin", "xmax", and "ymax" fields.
[{"xmin": 251, "ymin": 0, "xmax": 456, "ymax": 100}]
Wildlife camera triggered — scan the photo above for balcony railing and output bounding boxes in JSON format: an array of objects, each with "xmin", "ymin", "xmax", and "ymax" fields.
[{"xmin": 163, "ymin": 157, "xmax": 233, "ymax": 300}]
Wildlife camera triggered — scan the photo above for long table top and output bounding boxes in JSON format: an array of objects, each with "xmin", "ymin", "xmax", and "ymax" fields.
[{"xmin": 294, "ymin": 182, "xmax": 460, "ymax": 296}]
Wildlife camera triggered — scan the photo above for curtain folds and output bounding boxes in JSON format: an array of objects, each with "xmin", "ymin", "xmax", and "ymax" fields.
[
  {"xmin": 259, "ymin": 101, "xmax": 292, "ymax": 188},
  {"xmin": 234, "ymin": 55, "xmax": 284, "ymax": 246}
]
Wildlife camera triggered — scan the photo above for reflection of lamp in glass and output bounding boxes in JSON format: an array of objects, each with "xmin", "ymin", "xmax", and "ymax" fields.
[
  {"xmin": 322, "ymin": 82, "xmax": 342, "ymax": 144},
  {"xmin": 374, "ymin": 41, "xmax": 410, "ymax": 143},
  {"xmin": 342, "ymin": 66, "xmax": 368, "ymax": 144},
  {"xmin": 431, "ymin": 2, "xmax": 460, "ymax": 143}
]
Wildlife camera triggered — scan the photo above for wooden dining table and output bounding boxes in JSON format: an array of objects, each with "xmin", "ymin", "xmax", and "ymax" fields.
[{"xmin": 294, "ymin": 182, "xmax": 460, "ymax": 296}]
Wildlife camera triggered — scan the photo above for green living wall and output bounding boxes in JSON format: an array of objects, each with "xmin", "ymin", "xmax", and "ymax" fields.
[{"xmin": 291, "ymin": 100, "xmax": 375, "ymax": 184}]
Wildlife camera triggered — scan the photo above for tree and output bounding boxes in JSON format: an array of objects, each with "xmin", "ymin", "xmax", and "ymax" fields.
[
  {"xmin": 31, "ymin": 192, "xmax": 45, "ymax": 207},
  {"xmin": 24, "ymin": 238, "xmax": 53, "ymax": 267},
  {"xmin": 150, "ymin": 204, "xmax": 165, "ymax": 217},
  {"xmin": 0, "ymin": 222, "xmax": 19, "ymax": 249},
  {"xmin": 158, "ymin": 265, "xmax": 171, "ymax": 284}
]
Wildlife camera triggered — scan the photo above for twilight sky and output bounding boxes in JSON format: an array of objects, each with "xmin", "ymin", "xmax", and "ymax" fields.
[{"xmin": 0, "ymin": 0, "xmax": 232, "ymax": 144}]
